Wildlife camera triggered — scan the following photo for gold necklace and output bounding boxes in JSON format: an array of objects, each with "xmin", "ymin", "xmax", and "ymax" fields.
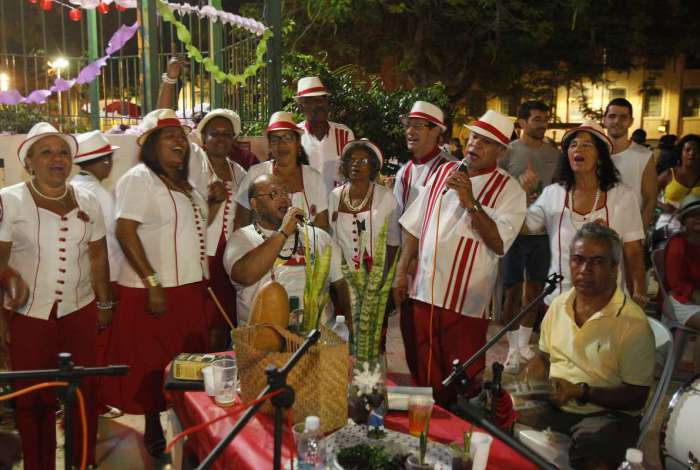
[{"xmin": 342, "ymin": 182, "xmax": 373, "ymax": 212}]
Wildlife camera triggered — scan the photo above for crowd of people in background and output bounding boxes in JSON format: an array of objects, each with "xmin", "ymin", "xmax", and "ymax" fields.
[{"xmin": 0, "ymin": 63, "xmax": 699, "ymax": 470}]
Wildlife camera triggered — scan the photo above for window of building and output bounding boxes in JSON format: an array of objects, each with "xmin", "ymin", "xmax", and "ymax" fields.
[
  {"xmin": 643, "ymin": 89, "xmax": 663, "ymax": 117},
  {"xmin": 682, "ymin": 89, "xmax": 700, "ymax": 117},
  {"xmin": 608, "ymin": 88, "xmax": 626, "ymax": 100}
]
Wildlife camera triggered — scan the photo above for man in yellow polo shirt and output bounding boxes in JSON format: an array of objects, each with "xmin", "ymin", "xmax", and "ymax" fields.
[{"xmin": 520, "ymin": 222, "xmax": 655, "ymax": 470}]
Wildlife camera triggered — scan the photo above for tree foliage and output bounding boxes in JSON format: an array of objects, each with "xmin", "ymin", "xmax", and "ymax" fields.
[{"xmin": 244, "ymin": 0, "xmax": 700, "ymax": 116}]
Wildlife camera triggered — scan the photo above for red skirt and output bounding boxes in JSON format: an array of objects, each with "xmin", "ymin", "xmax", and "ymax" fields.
[
  {"xmin": 101, "ymin": 282, "xmax": 208, "ymax": 414},
  {"xmin": 205, "ymin": 233, "xmax": 237, "ymax": 329}
]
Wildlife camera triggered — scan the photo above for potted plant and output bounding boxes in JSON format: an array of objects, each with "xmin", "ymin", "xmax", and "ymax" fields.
[
  {"xmin": 405, "ymin": 423, "xmax": 434, "ymax": 470},
  {"xmin": 449, "ymin": 429, "xmax": 474, "ymax": 470},
  {"xmin": 343, "ymin": 223, "xmax": 397, "ymax": 437}
]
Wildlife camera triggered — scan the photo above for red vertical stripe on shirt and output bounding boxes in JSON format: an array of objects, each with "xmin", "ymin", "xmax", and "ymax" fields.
[
  {"xmin": 442, "ymin": 237, "xmax": 466, "ymax": 309},
  {"xmin": 447, "ymin": 238, "xmax": 475, "ymax": 311},
  {"xmin": 481, "ymin": 174, "xmax": 505, "ymax": 207},
  {"xmin": 401, "ymin": 162, "xmax": 413, "ymax": 208},
  {"xmin": 489, "ymin": 176, "xmax": 509, "ymax": 208},
  {"xmin": 459, "ymin": 240, "xmax": 481, "ymax": 314}
]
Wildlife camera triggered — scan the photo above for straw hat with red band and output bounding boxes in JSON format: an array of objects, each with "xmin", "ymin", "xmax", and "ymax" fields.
[
  {"xmin": 464, "ymin": 110, "xmax": 514, "ymax": 148},
  {"xmin": 266, "ymin": 111, "xmax": 304, "ymax": 135},
  {"xmin": 407, "ymin": 101, "xmax": 447, "ymax": 132},
  {"xmin": 137, "ymin": 109, "xmax": 192, "ymax": 146},
  {"xmin": 341, "ymin": 138, "xmax": 384, "ymax": 167},
  {"xmin": 295, "ymin": 76, "xmax": 329, "ymax": 98},
  {"xmin": 561, "ymin": 121, "xmax": 613, "ymax": 154},
  {"xmin": 74, "ymin": 130, "xmax": 120, "ymax": 164},
  {"xmin": 17, "ymin": 122, "xmax": 78, "ymax": 166}
]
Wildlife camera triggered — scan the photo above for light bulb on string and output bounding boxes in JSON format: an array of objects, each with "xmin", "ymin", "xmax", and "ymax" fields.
[
  {"xmin": 68, "ymin": 8, "xmax": 81, "ymax": 21},
  {"xmin": 97, "ymin": 2, "xmax": 110, "ymax": 14},
  {"xmin": 39, "ymin": 0, "xmax": 53, "ymax": 10}
]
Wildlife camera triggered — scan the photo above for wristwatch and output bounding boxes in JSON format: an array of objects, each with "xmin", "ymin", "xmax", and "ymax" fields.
[
  {"xmin": 576, "ymin": 382, "xmax": 590, "ymax": 405},
  {"xmin": 466, "ymin": 201, "xmax": 483, "ymax": 215}
]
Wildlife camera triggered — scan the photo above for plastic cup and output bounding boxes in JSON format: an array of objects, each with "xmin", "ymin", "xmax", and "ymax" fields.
[
  {"xmin": 201, "ymin": 366, "xmax": 215, "ymax": 396},
  {"xmin": 407, "ymin": 395, "xmax": 434, "ymax": 437},
  {"xmin": 470, "ymin": 432, "xmax": 493, "ymax": 470},
  {"xmin": 212, "ymin": 358, "xmax": 237, "ymax": 406}
]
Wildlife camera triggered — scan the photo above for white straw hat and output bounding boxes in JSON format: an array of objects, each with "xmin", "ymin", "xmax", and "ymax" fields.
[
  {"xmin": 137, "ymin": 109, "xmax": 192, "ymax": 146},
  {"xmin": 17, "ymin": 122, "xmax": 78, "ymax": 165},
  {"xmin": 266, "ymin": 111, "xmax": 304, "ymax": 135},
  {"xmin": 74, "ymin": 130, "xmax": 119, "ymax": 164},
  {"xmin": 407, "ymin": 101, "xmax": 446, "ymax": 131},
  {"xmin": 295, "ymin": 76, "xmax": 329, "ymax": 98},
  {"xmin": 464, "ymin": 110, "xmax": 514, "ymax": 147},
  {"xmin": 196, "ymin": 108, "xmax": 242, "ymax": 138}
]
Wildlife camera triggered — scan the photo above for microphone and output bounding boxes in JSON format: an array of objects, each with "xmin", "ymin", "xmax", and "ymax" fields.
[{"xmin": 442, "ymin": 159, "xmax": 469, "ymax": 195}]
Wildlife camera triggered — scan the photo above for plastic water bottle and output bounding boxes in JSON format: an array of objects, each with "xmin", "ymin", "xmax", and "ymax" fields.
[
  {"xmin": 617, "ymin": 448, "xmax": 644, "ymax": 469},
  {"xmin": 297, "ymin": 416, "xmax": 325, "ymax": 469},
  {"xmin": 331, "ymin": 315, "xmax": 350, "ymax": 342}
]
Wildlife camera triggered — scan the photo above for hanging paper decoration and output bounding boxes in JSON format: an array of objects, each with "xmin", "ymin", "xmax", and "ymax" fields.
[
  {"xmin": 39, "ymin": 0, "xmax": 53, "ymax": 11},
  {"xmin": 0, "ymin": 22, "xmax": 139, "ymax": 105},
  {"xmin": 160, "ymin": 1, "xmax": 267, "ymax": 36},
  {"xmin": 96, "ymin": 2, "xmax": 109, "ymax": 14},
  {"xmin": 68, "ymin": 8, "xmax": 82, "ymax": 21},
  {"xmin": 155, "ymin": 0, "xmax": 272, "ymax": 87},
  {"xmin": 68, "ymin": 0, "xmax": 135, "ymax": 9}
]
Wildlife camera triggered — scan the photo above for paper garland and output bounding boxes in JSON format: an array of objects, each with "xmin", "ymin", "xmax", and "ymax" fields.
[
  {"xmin": 156, "ymin": 0, "xmax": 272, "ymax": 87},
  {"xmin": 161, "ymin": 1, "xmax": 267, "ymax": 36},
  {"xmin": 68, "ymin": 0, "xmax": 136, "ymax": 9},
  {"xmin": 0, "ymin": 22, "xmax": 139, "ymax": 105}
]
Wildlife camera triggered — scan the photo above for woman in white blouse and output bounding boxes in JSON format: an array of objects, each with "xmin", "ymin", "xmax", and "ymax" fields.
[
  {"xmin": 103, "ymin": 109, "xmax": 209, "ymax": 458},
  {"xmin": 525, "ymin": 121, "xmax": 646, "ymax": 306},
  {"xmin": 233, "ymin": 111, "xmax": 330, "ymax": 232},
  {"xmin": 0, "ymin": 123, "xmax": 112, "ymax": 469},
  {"xmin": 329, "ymin": 139, "xmax": 400, "ymax": 270}
]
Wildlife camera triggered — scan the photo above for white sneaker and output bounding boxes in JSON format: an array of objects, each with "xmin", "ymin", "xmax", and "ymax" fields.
[
  {"xmin": 504, "ymin": 349, "xmax": 521, "ymax": 374},
  {"xmin": 519, "ymin": 345, "xmax": 536, "ymax": 362}
]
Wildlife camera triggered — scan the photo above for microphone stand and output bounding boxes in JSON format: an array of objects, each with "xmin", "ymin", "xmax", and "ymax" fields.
[
  {"xmin": 442, "ymin": 272, "xmax": 562, "ymax": 389},
  {"xmin": 196, "ymin": 329, "xmax": 322, "ymax": 470},
  {"xmin": 0, "ymin": 353, "xmax": 128, "ymax": 470},
  {"xmin": 441, "ymin": 272, "xmax": 563, "ymax": 470}
]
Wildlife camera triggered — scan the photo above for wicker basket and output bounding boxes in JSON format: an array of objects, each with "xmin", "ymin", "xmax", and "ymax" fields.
[{"xmin": 231, "ymin": 324, "xmax": 349, "ymax": 434}]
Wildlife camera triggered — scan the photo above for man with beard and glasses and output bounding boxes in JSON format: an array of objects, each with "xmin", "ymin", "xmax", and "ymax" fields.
[
  {"xmin": 393, "ymin": 110, "xmax": 526, "ymax": 406},
  {"xmin": 296, "ymin": 76, "xmax": 355, "ymax": 194},
  {"xmin": 603, "ymin": 98, "xmax": 657, "ymax": 228},
  {"xmin": 498, "ymin": 101, "xmax": 560, "ymax": 373},
  {"xmin": 224, "ymin": 174, "xmax": 351, "ymax": 325}
]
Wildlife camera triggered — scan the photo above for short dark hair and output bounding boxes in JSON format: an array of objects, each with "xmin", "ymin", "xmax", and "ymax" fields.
[
  {"xmin": 517, "ymin": 101, "xmax": 549, "ymax": 121},
  {"xmin": 340, "ymin": 142, "xmax": 381, "ymax": 181},
  {"xmin": 556, "ymin": 131, "xmax": 620, "ymax": 192},
  {"xmin": 572, "ymin": 222, "xmax": 623, "ymax": 266},
  {"xmin": 604, "ymin": 98, "xmax": 633, "ymax": 117},
  {"xmin": 676, "ymin": 133, "xmax": 700, "ymax": 151},
  {"xmin": 139, "ymin": 128, "xmax": 190, "ymax": 180}
]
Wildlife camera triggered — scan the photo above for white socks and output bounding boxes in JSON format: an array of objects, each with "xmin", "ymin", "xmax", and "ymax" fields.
[{"xmin": 518, "ymin": 326, "xmax": 533, "ymax": 350}]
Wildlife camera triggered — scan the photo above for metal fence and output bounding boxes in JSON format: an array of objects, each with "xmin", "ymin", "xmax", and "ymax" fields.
[{"xmin": 0, "ymin": 0, "xmax": 271, "ymax": 133}]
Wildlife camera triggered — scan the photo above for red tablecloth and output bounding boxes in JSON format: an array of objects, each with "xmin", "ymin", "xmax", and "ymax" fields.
[{"xmin": 168, "ymin": 388, "xmax": 537, "ymax": 470}]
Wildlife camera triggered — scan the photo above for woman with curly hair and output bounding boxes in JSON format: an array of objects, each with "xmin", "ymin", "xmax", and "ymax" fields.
[{"xmin": 525, "ymin": 121, "xmax": 646, "ymax": 307}]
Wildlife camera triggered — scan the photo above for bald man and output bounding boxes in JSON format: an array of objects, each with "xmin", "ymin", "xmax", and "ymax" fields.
[{"xmin": 222, "ymin": 174, "xmax": 351, "ymax": 325}]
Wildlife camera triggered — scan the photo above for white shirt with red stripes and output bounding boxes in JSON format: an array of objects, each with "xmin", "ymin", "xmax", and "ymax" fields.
[
  {"xmin": 400, "ymin": 163, "xmax": 526, "ymax": 317},
  {"xmin": 393, "ymin": 147, "xmax": 455, "ymax": 213},
  {"xmin": 525, "ymin": 182, "xmax": 645, "ymax": 305},
  {"xmin": 115, "ymin": 164, "xmax": 209, "ymax": 288},
  {"xmin": 0, "ymin": 183, "xmax": 106, "ymax": 319},
  {"xmin": 298, "ymin": 120, "xmax": 355, "ymax": 193}
]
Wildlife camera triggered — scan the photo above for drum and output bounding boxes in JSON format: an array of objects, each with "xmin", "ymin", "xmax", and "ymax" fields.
[{"xmin": 660, "ymin": 374, "xmax": 700, "ymax": 469}]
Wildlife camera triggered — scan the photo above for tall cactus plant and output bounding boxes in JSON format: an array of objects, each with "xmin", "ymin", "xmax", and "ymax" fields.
[{"xmin": 342, "ymin": 222, "xmax": 398, "ymax": 363}]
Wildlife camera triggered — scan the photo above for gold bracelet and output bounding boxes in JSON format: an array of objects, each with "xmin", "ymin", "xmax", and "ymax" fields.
[{"xmin": 143, "ymin": 273, "xmax": 161, "ymax": 288}]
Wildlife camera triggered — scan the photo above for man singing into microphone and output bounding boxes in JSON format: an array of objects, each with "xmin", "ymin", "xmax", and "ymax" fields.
[
  {"xmin": 393, "ymin": 110, "xmax": 526, "ymax": 406},
  {"xmin": 223, "ymin": 174, "xmax": 351, "ymax": 325}
]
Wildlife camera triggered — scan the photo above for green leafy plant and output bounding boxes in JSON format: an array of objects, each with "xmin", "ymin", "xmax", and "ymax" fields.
[
  {"xmin": 301, "ymin": 226, "xmax": 332, "ymax": 332},
  {"xmin": 419, "ymin": 419, "xmax": 429, "ymax": 465},
  {"xmin": 341, "ymin": 222, "xmax": 397, "ymax": 363},
  {"xmin": 449, "ymin": 428, "xmax": 473, "ymax": 462}
]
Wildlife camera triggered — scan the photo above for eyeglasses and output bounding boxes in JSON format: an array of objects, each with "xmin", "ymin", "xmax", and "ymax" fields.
[
  {"xmin": 268, "ymin": 134, "xmax": 296, "ymax": 145},
  {"xmin": 570, "ymin": 255, "xmax": 609, "ymax": 268},
  {"xmin": 400, "ymin": 117, "xmax": 434, "ymax": 131},
  {"xmin": 253, "ymin": 188, "xmax": 290, "ymax": 200},
  {"xmin": 206, "ymin": 131, "xmax": 236, "ymax": 140}
]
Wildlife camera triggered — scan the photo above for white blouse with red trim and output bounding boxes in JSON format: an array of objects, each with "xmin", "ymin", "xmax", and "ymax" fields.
[
  {"xmin": 400, "ymin": 163, "xmax": 526, "ymax": 318},
  {"xmin": 298, "ymin": 120, "xmax": 355, "ymax": 193},
  {"xmin": 393, "ymin": 147, "xmax": 455, "ymax": 213},
  {"xmin": 115, "ymin": 163, "xmax": 209, "ymax": 288},
  {"xmin": 0, "ymin": 183, "xmax": 107, "ymax": 319},
  {"xmin": 234, "ymin": 160, "xmax": 328, "ymax": 222},
  {"xmin": 525, "ymin": 182, "xmax": 644, "ymax": 305}
]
